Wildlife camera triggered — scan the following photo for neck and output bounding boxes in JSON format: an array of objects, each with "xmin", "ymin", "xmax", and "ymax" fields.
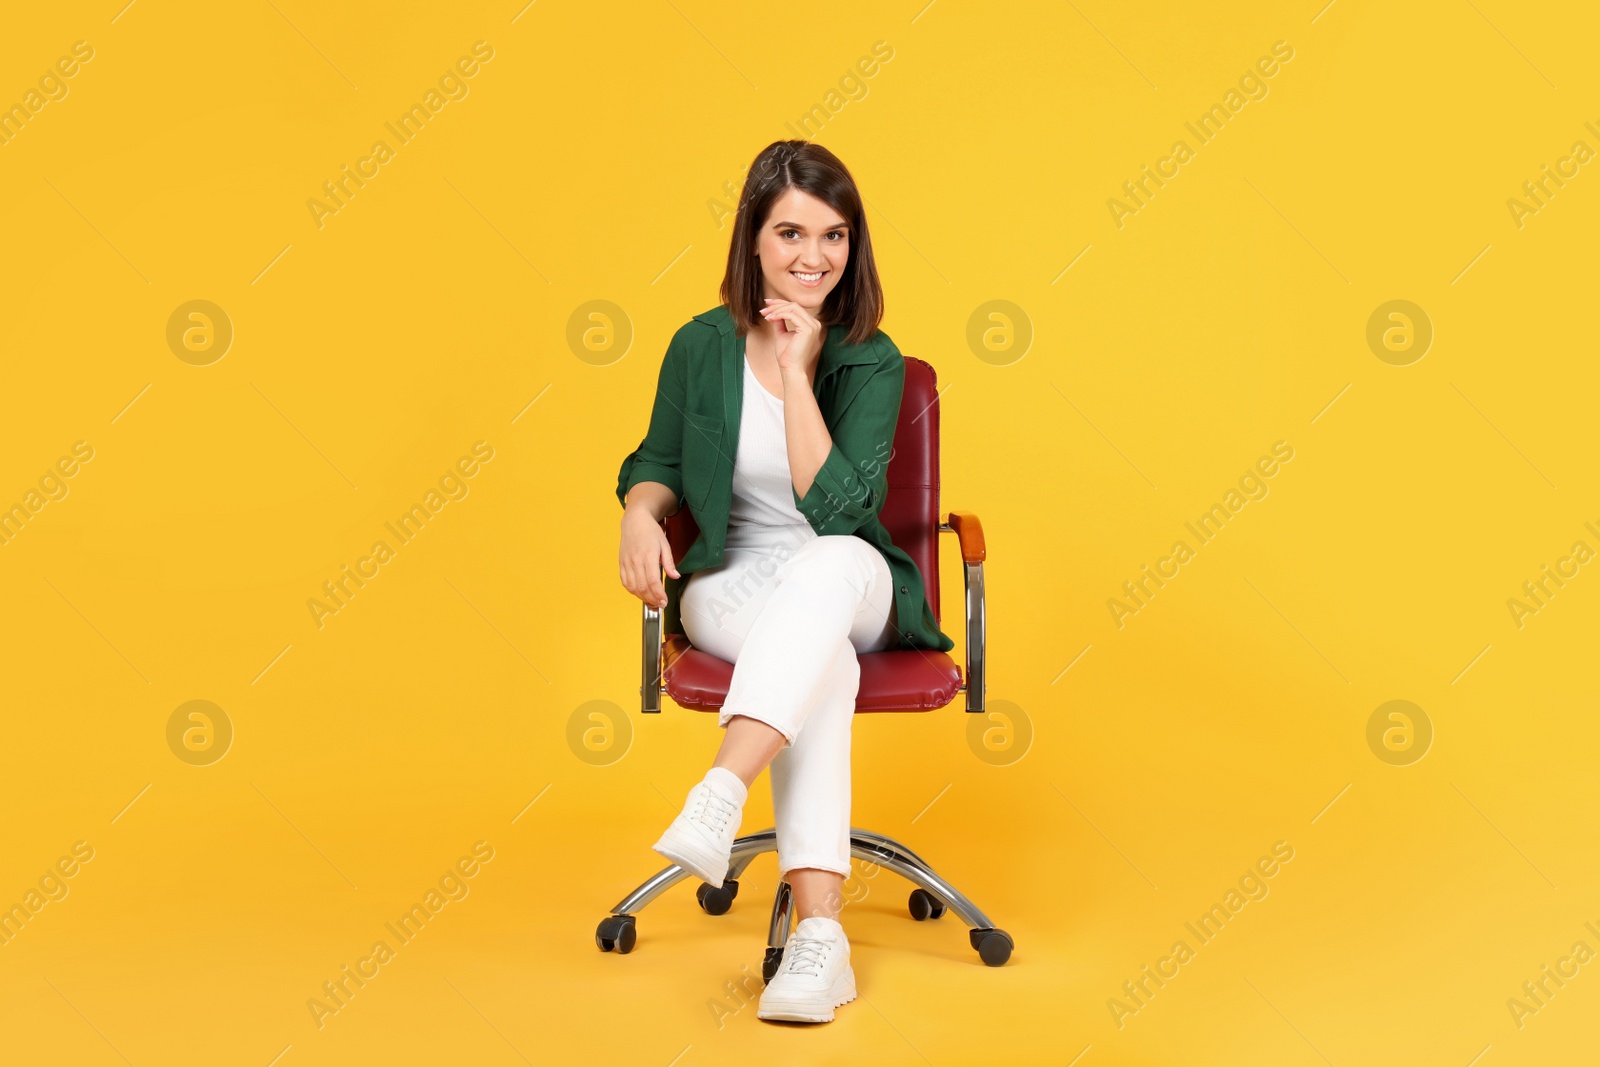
[{"xmin": 746, "ymin": 316, "xmax": 782, "ymax": 353}]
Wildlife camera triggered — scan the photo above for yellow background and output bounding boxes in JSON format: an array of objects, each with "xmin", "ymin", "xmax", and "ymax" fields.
[{"xmin": 2, "ymin": 1, "xmax": 1597, "ymax": 1064}]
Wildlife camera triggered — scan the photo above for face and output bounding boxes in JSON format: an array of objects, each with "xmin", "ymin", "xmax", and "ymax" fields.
[{"xmin": 753, "ymin": 187, "xmax": 850, "ymax": 315}]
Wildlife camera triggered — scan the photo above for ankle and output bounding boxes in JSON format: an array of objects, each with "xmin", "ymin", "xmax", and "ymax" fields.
[
  {"xmin": 704, "ymin": 765, "xmax": 748, "ymax": 805},
  {"xmin": 709, "ymin": 759, "xmax": 755, "ymax": 793}
]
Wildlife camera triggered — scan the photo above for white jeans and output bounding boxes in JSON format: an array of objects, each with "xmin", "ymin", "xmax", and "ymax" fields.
[{"xmin": 679, "ymin": 522, "xmax": 899, "ymax": 879}]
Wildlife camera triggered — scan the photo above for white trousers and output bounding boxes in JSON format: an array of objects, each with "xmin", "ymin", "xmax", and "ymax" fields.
[{"xmin": 679, "ymin": 522, "xmax": 898, "ymax": 879}]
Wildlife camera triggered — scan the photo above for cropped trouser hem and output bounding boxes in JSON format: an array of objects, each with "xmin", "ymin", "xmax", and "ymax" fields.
[
  {"xmin": 717, "ymin": 707, "xmax": 796, "ymax": 746},
  {"xmin": 778, "ymin": 855, "xmax": 853, "ymax": 879}
]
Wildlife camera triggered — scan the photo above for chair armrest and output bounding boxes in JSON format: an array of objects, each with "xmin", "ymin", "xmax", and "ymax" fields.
[
  {"xmin": 940, "ymin": 511, "xmax": 986, "ymax": 714},
  {"xmin": 641, "ymin": 601, "xmax": 663, "ymax": 713},
  {"xmin": 947, "ymin": 510, "xmax": 986, "ymax": 564},
  {"xmin": 638, "ymin": 514, "xmax": 669, "ymax": 713}
]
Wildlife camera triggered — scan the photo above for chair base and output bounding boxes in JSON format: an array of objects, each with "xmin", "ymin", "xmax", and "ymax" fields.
[{"xmin": 595, "ymin": 828, "xmax": 1014, "ymax": 970}]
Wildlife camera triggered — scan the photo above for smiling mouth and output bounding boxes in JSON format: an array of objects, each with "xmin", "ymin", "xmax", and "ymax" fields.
[{"xmin": 791, "ymin": 270, "xmax": 828, "ymax": 285}]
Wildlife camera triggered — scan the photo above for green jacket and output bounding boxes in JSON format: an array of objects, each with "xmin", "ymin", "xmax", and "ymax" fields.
[{"xmin": 616, "ymin": 303, "xmax": 955, "ymax": 653}]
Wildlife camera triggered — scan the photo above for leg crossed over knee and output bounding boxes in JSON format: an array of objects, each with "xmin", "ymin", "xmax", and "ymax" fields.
[{"xmin": 775, "ymin": 536, "xmax": 879, "ymax": 588}]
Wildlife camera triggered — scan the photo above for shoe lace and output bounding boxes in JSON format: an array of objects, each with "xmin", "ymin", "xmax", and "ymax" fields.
[
  {"xmin": 690, "ymin": 789, "xmax": 738, "ymax": 833},
  {"xmin": 783, "ymin": 935, "xmax": 832, "ymax": 976}
]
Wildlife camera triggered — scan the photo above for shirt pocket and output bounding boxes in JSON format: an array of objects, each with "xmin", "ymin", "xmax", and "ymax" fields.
[{"xmin": 681, "ymin": 409, "xmax": 724, "ymax": 509}]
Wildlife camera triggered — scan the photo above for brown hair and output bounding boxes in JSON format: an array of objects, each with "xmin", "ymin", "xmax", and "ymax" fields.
[{"xmin": 718, "ymin": 140, "xmax": 884, "ymax": 346}]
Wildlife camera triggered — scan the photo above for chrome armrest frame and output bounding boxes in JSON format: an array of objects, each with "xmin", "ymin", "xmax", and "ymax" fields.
[
  {"xmin": 641, "ymin": 602, "xmax": 662, "ymax": 714},
  {"xmin": 939, "ymin": 521, "xmax": 985, "ymax": 714}
]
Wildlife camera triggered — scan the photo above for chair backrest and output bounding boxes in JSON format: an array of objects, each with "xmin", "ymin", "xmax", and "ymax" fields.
[
  {"xmin": 665, "ymin": 355, "xmax": 942, "ymax": 626},
  {"xmin": 882, "ymin": 356, "xmax": 942, "ymax": 623}
]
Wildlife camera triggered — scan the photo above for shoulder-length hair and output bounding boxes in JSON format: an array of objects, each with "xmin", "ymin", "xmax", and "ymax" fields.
[{"xmin": 718, "ymin": 140, "xmax": 884, "ymax": 346}]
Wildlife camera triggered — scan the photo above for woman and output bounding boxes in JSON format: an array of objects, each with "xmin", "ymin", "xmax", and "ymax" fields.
[{"xmin": 615, "ymin": 139, "xmax": 954, "ymax": 1024}]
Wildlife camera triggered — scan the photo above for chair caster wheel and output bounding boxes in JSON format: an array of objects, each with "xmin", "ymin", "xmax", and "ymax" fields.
[
  {"xmin": 969, "ymin": 927, "xmax": 1013, "ymax": 966},
  {"xmin": 762, "ymin": 946, "xmax": 785, "ymax": 983},
  {"xmin": 696, "ymin": 879, "xmax": 739, "ymax": 915},
  {"xmin": 908, "ymin": 888, "xmax": 947, "ymax": 921},
  {"xmin": 596, "ymin": 914, "xmax": 637, "ymax": 954}
]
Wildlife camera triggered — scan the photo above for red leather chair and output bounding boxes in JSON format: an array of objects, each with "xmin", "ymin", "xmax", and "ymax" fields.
[{"xmin": 596, "ymin": 355, "xmax": 1013, "ymax": 973}]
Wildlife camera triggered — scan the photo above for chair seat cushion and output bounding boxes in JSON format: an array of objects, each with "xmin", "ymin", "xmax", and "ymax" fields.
[{"xmin": 662, "ymin": 635, "xmax": 964, "ymax": 712}]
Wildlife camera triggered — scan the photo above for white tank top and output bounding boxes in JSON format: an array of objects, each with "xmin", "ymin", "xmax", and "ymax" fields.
[{"xmin": 727, "ymin": 354, "xmax": 811, "ymax": 528}]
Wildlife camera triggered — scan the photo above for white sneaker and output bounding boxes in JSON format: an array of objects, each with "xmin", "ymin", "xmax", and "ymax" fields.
[
  {"xmin": 651, "ymin": 775, "xmax": 743, "ymax": 887},
  {"xmin": 758, "ymin": 916, "xmax": 857, "ymax": 1023}
]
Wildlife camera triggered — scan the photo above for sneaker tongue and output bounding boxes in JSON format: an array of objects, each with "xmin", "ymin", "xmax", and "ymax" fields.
[{"xmin": 795, "ymin": 916, "xmax": 841, "ymax": 939}]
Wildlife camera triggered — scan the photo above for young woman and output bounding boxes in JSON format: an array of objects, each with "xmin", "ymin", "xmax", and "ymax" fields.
[{"xmin": 615, "ymin": 139, "xmax": 953, "ymax": 1024}]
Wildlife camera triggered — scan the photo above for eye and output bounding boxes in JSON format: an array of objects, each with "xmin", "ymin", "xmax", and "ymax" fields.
[
  {"xmin": 780, "ymin": 229, "xmax": 799, "ymax": 239},
  {"xmin": 826, "ymin": 231, "xmax": 846, "ymax": 241}
]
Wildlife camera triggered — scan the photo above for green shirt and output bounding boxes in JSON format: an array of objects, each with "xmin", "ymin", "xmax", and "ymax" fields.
[{"xmin": 616, "ymin": 302, "xmax": 956, "ymax": 653}]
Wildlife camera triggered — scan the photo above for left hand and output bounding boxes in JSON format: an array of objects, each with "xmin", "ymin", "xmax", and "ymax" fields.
[{"xmin": 761, "ymin": 299, "xmax": 823, "ymax": 379}]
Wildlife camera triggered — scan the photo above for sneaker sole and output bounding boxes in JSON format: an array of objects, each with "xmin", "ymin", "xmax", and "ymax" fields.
[
  {"xmin": 652, "ymin": 824, "xmax": 730, "ymax": 887},
  {"xmin": 757, "ymin": 967, "xmax": 857, "ymax": 1023}
]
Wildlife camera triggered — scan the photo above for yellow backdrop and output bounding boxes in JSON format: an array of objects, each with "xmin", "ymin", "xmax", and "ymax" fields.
[{"xmin": 1, "ymin": 1, "xmax": 1596, "ymax": 1064}]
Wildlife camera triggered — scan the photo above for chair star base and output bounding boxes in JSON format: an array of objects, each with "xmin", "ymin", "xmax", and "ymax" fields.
[{"xmin": 595, "ymin": 827, "xmax": 1014, "ymax": 970}]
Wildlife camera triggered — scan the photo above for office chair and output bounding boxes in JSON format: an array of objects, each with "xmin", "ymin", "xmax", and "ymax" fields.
[{"xmin": 596, "ymin": 355, "xmax": 1013, "ymax": 975}]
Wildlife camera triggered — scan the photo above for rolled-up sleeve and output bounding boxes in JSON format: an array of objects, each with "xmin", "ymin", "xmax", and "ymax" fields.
[
  {"xmin": 616, "ymin": 332, "xmax": 687, "ymax": 510},
  {"xmin": 792, "ymin": 343, "xmax": 903, "ymax": 536}
]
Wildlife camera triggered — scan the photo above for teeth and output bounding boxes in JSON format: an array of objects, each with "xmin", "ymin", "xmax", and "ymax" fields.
[{"xmin": 793, "ymin": 271, "xmax": 824, "ymax": 281}]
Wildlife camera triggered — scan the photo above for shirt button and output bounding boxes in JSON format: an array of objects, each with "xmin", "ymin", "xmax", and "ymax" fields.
[
  {"xmin": 899, "ymin": 585, "xmax": 908, "ymax": 594},
  {"xmin": 903, "ymin": 630, "xmax": 913, "ymax": 640}
]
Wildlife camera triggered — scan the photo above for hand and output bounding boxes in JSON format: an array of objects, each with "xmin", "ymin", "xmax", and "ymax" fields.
[
  {"xmin": 619, "ymin": 507, "xmax": 679, "ymax": 608},
  {"xmin": 761, "ymin": 298, "xmax": 823, "ymax": 379}
]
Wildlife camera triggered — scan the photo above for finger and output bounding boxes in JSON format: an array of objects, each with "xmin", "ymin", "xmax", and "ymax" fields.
[
  {"xmin": 776, "ymin": 306, "xmax": 813, "ymax": 329},
  {"xmin": 660, "ymin": 538, "xmax": 680, "ymax": 578},
  {"xmin": 632, "ymin": 565, "xmax": 649, "ymax": 601},
  {"xmin": 634, "ymin": 562, "xmax": 657, "ymax": 605},
  {"xmin": 633, "ymin": 554, "xmax": 662, "ymax": 604}
]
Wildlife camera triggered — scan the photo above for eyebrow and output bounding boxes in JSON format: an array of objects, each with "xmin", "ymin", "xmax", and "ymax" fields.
[{"xmin": 770, "ymin": 220, "xmax": 850, "ymax": 231}]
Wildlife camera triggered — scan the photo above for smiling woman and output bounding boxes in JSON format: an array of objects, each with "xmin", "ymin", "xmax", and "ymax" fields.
[
  {"xmin": 717, "ymin": 143, "xmax": 882, "ymax": 347},
  {"xmin": 615, "ymin": 139, "xmax": 952, "ymax": 1026}
]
